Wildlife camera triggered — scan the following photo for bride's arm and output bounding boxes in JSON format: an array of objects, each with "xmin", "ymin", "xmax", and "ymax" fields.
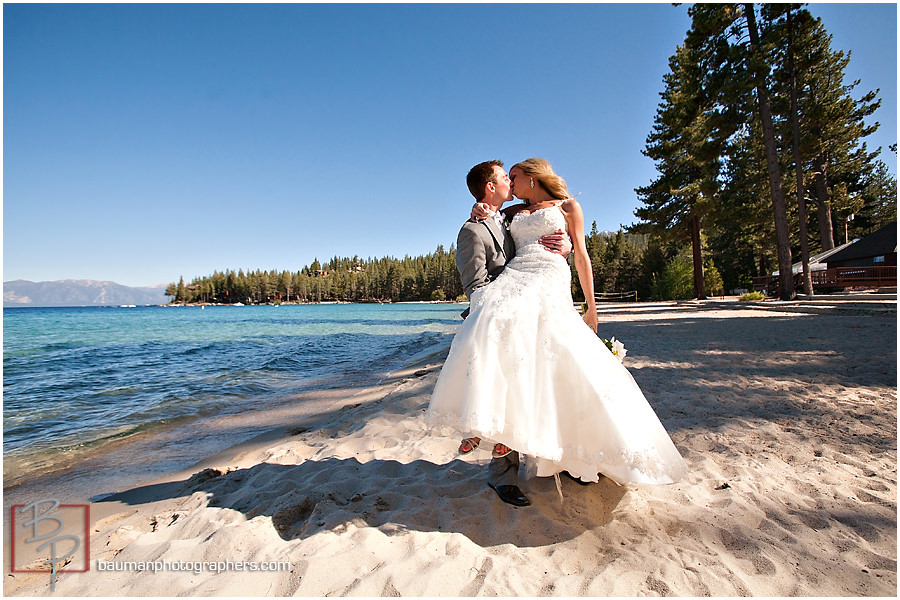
[
  {"xmin": 469, "ymin": 202, "xmax": 527, "ymax": 221},
  {"xmin": 560, "ymin": 199, "xmax": 598, "ymax": 333}
]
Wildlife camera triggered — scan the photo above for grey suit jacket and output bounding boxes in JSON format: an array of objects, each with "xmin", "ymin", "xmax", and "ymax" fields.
[{"xmin": 456, "ymin": 217, "xmax": 516, "ymax": 301}]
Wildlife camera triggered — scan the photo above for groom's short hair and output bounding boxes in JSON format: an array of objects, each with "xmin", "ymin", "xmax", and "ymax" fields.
[{"xmin": 467, "ymin": 160, "xmax": 504, "ymax": 201}]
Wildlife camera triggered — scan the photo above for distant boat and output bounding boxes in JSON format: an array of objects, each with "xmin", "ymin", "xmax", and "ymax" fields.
[
  {"xmin": 233, "ymin": 302, "xmax": 245, "ymax": 306},
  {"xmin": 119, "ymin": 304, "xmax": 136, "ymax": 308}
]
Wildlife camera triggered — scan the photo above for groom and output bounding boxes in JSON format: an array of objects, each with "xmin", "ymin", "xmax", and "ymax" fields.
[{"xmin": 455, "ymin": 159, "xmax": 570, "ymax": 507}]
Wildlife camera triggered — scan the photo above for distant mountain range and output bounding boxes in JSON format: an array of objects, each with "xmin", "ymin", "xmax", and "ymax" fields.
[{"xmin": 3, "ymin": 279, "xmax": 169, "ymax": 307}]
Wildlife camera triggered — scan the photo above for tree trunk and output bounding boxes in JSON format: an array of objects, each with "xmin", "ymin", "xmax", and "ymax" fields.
[
  {"xmin": 690, "ymin": 212, "xmax": 707, "ymax": 299},
  {"xmin": 788, "ymin": 8, "xmax": 814, "ymax": 296},
  {"xmin": 813, "ymin": 153, "xmax": 836, "ymax": 250},
  {"xmin": 744, "ymin": 3, "xmax": 795, "ymax": 300}
]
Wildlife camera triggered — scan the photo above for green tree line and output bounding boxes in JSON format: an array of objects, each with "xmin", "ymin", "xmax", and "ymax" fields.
[
  {"xmin": 166, "ymin": 246, "xmax": 462, "ymax": 304},
  {"xmin": 634, "ymin": 3, "xmax": 895, "ymax": 300},
  {"xmin": 166, "ymin": 224, "xmax": 727, "ymax": 305}
]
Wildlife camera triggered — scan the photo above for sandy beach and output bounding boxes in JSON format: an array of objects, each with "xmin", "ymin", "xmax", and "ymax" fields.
[{"xmin": 5, "ymin": 299, "xmax": 896, "ymax": 597}]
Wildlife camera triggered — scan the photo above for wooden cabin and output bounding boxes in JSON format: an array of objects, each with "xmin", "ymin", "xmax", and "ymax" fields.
[
  {"xmin": 825, "ymin": 222, "xmax": 896, "ymax": 268},
  {"xmin": 814, "ymin": 222, "xmax": 897, "ymax": 290},
  {"xmin": 754, "ymin": 222, "xmax": 896, "ymax": 294}
]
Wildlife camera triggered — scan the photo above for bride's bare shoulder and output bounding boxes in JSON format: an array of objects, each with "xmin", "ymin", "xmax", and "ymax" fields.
[{"xmin": 558, "ymin": 198, "xmax": 582, "ymax": 214}]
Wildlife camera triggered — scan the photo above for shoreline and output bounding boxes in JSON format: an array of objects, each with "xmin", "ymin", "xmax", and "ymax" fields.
[
  {"xmin": 3, "ymin": 302, "xmax": 462, "ymax": 506},
  {"xmin": 4, "ymin": 343, "xmax": 454, "ymax": 593},
  {"xmin": 3, "ymin": 333, "xmax": 454, "ymax": 509},
  {"xmin": 5, "ymin": 302, "xmax": 896, "ymax": 596},
  {"xmin": 2, "ymin": 299, "xmax": 469, "ymax": 310}
]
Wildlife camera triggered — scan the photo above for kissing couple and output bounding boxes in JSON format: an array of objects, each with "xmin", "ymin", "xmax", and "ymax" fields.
[{"xmin": 427, "ymin": 158, "xmax": 688, "ymax": 507}]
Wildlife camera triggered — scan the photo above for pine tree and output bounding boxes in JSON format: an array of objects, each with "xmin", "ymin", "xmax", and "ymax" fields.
[
  {"xmin": 779, "ymin": 11, "xmax": 882, "ymax": 250},
  {"xmin": 855, "ymin": 159, "xmax": 897, "ymax": 235},
  {"xmin": 635, "ymin": 37, "xmax": 719, "ymax": 299},
  {"xmin": 743, "ymin": 2, "xmax": 795, "ymax": 299}
]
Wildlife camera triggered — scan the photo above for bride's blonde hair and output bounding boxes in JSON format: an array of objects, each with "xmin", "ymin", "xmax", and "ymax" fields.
[{"xmin": 512, "ymin": 158, "xmax": 571, "ymax": 201}]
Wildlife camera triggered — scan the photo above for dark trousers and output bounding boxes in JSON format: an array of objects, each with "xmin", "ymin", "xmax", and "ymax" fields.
[{"xmin": 488, "ymin": 451, "xmax": 520, "ymax": 487}]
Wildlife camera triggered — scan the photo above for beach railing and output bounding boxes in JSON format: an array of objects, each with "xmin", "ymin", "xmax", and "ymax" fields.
[
  {"xmin": 754, "ymin": 265, "xmax": 897, "ymax": 295},
  {"xmin": 594, "ymin": 291, "xmax": 638, "ymax": 302},
  {"xmin": 810, "ymin": 265, "xmax": 896, "ymax": 289}
]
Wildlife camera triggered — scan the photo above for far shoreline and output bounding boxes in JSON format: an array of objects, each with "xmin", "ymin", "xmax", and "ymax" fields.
[
  {"xmin": 3, "ymin": 300, "xmax": 470, "ymax": 309},
  {"xmin": 5, "ymin": 287, "xmax": 896, "ymax": 310}
]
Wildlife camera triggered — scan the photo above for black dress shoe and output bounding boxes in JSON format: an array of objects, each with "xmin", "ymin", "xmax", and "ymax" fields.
[
  {"xmin": 488, "ymin": 483, "xmax": 531, "ymax": 506},
  {"xmin": 561, "ymin": 471, "xmax": 594, "ymax": 486}
]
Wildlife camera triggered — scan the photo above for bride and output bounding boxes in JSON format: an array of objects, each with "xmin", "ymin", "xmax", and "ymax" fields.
[{"xmin": 427, "ymin": 158, "xmax": 688, "ymax": 489}]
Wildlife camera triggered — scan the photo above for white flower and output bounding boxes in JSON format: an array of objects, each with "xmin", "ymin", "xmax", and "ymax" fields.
[
  {"xmin": 601, "ymin": 336, "xmax": 627, "ymax": 363},
  {"xmin": 609, "ymin": 337, "xmax": 627, "ymax": 363}
]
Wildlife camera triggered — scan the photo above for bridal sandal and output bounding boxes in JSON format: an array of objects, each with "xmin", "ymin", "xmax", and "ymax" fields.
[
  {"xmin": 492, "ymin": 443, "xmax": 513, "ymax": 459},
  {"xmin": 458, "ymin": 437, "xmax": 480, "ymax": 454}
]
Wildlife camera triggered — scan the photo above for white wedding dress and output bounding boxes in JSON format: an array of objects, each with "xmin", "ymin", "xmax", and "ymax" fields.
[{"xmin": 427, "ymin": 207, "xmax": 688, "ymax": 485}]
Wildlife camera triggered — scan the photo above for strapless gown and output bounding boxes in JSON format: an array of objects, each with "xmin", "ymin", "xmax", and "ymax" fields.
[{"xmin": 427, "ymin": 207, "xmax": 688, "ymax": 485}]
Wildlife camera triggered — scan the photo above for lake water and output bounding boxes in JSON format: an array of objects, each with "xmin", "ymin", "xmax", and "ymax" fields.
[{"xmin": 3, "ymin": 303, "xmax": 463, "ymax": 499}]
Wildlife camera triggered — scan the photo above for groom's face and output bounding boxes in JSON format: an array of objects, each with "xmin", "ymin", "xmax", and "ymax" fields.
[{"xmin": 488, "ymin": 166, "xmax": 512, "ymax": 206}]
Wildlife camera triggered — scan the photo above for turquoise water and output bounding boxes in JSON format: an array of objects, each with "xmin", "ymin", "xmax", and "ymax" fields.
[{"xmin": 3, "ymin": 303, "xmax": 462, "ymax": 491}]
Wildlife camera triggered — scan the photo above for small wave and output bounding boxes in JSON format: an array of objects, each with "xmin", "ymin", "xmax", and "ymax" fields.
[
  {"xmin": 179, "ymin": 343, "xmax": 218, "ymax": 356},
  {"xmin": 96, "ymin": 386, "xmax": 142, "ymax": 397},
  {"xmin": 260, "ymin": 355, "xmax": 304, "ymax": 371}
]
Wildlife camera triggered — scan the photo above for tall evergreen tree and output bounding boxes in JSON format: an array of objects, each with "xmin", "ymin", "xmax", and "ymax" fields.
[
  {"xmin": 636, "ymin": 4, "xmax": 884, "ymax": 297},
  {"xmin": 778, "ymin": 10, "xmax": 882, "ymax": 250},
  {"xmin": 743, "ymin": 2, "xmax": 795, "ymax": 299},
  {"xmin": 779, "ymin": 4, "xmax": 815, "ymax": 294},
  {"xmin": 635, "ymin": 38, "xmax": 721, "ymax": 299}
]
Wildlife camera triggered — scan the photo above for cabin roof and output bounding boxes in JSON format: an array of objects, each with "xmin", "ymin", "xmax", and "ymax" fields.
[{"xmin": 826, "ymin": 222, "xmax": 897, "ymax": 264}]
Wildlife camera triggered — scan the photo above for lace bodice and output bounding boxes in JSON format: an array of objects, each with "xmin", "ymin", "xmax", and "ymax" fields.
[
  {"xmin": 509, "ymin": 206, "xmax": 567, "ymax": 251},
  {"xmin": 474, "ymin": 203, "xmax": 571, "ymax": 314}
]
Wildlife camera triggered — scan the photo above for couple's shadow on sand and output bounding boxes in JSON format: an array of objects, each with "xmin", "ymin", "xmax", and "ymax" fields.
[{"xmin": 100, "ymin": 456, "xmax": 627, "ymax": 548}]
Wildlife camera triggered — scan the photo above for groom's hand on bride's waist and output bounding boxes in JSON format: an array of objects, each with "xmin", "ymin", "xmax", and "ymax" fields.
[{"xmin": 539, "ymin": 230, "xmax": 572, "ymax": 258}]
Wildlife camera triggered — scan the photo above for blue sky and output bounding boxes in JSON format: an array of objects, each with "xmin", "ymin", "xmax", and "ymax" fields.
[{"xmin": 3, "ymin": 2, "xmax": 897, "ymax": 288}]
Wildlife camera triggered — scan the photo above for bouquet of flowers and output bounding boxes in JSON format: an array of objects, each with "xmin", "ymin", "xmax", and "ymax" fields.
[{"xmin": 601, "ymin": 336, "xmax": 627, "ymax": 363}]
